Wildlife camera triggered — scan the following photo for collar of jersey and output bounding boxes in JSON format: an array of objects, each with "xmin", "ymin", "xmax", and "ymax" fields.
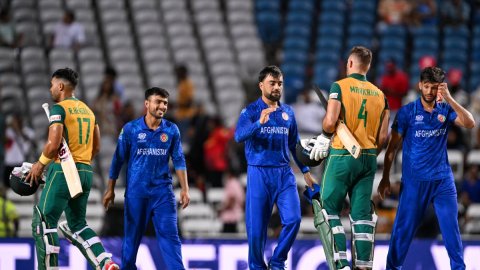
[
  {"xmin": 415, "ymin": 98, "xmax": 441, "ymax": 114},
  {"xmin": 140, "ymin": 116, "xmax": 165, "ymax": 131},
  {"xmin": 347, "ymin": 73, "xmax": 367, "ymax": 81},
  {"xmin": 64, "ymin": 96, "xmax": 78, "ymax": 101},
  {"xmin": 257, "ymin": 97, "xmax": 283, "ymax": 110}
]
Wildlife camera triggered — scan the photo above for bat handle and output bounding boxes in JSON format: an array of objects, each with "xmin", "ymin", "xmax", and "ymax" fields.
[{"xmin": 42, "ymin": 103, "xmax": 50, "ymax": 119}]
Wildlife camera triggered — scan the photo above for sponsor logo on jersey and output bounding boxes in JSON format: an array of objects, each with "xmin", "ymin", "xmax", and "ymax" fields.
[
  {"xmin": 49, "ymin": 115, "xmax": 61, "ymax": 122},
  {"xmin": 415, "ymin": 115, "xmax": 424, "ymax": 121},
  {"xmin": 282, "ymin": 112, "xmax": 289, "ymax": 121},
  {"xmin": 414, "ymin": 128, "xmax": 447, "ymax": 138},
  {"xmin": 137, "ymin": 148, "xmax": 168, "ymax": 156},
  {"xmin": 329, "ymin": 93, "xmax": 338, "ymax": 99},
  {"xmin": 160, "ymin": 133, "xmax": 168, "ymax": 142},
  {"xmin": 260, "ymin": 126, "xmax": 289, "ymax": 135},
  {"xmin": 437, "ymin": 114, "xmax": 446, "ymax": 123},
  {"xmin": 138, "ymin": 133, "xmax": 146, "ymax": 140}
]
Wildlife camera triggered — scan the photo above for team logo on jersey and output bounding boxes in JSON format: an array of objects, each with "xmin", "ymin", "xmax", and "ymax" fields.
[
  {"xmin": 160, "ymin": 133, "xmax": 168, "ymax": 142},
  {"xmin": 138, "ymin": 133, "xmax": 146, "ymax": 140},
  {"xmin": 437, "ymin": 114, "xmax": 446, "ymax": 123},
  {"xmin": 415, "ymin": 115, "xmax": 424, "ymax": 122},
  {"xmin": 282, "ymin": 112, "xmax": 289, "ymax": 121}
]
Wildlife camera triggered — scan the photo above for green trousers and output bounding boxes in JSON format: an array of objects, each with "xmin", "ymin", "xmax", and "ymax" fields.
[
  {"xmin": 33, "ymin": 163, "xmax": 106, "ymax": 269},
  {"xmin": 321, "ymin": 148, "xmax": 377, "ymax": 268}
]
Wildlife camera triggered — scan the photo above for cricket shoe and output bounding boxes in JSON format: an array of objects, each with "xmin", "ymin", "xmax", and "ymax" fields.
[{"xmin": 103, "ymin": 259, "xmax": 120, "ymax": 270}]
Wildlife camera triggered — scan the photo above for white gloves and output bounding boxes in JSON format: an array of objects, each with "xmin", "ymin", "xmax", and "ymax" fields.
[{"xmin": 309, "ymin": 133, "xmax": 331, "ymax": 161}]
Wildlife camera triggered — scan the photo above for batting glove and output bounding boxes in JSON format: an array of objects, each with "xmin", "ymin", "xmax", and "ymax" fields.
[{"xmin": 309, "ymin": 133, "xmax": 331, "ymax": 161}]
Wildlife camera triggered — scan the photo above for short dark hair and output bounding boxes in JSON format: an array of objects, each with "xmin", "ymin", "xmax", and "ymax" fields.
[
  {"xmin": 52, "ymin": 67, "xmax": 78, "ymax": 87},
  {"xmin": 105, "ymin": 66, "xmax": 117, "ymax": 77},
  {"xmin": 420, "ymin": 67, "xmax": 445, "ymax": 83},
  {"xmin": 258, "ymin": 65, "xmax": 283, "ymax": 83},
  {"xmin": 65, "ymin": 10, "xmax": 75, "ymax": 21},
  {"xmin": 350, "ymin": 46, "xmax": 372, "ymax": 70},
  {"xmin": 145, "ymin": 87, "xmax": 169, "ymax": 100}
]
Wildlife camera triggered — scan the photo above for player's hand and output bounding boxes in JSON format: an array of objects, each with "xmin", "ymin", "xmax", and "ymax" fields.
[
  {"xmin": 180, "ymin": 189, "xmax": 190, "ymax": 209},
  {"xmin": 303, "ymin": 172, "xmax": 317, "ymax": 190},
  {"xmin": 259, "ymin": 107, "xmax": 277, "ymax": 124},
  {"xmin": 309, "ymin": 134, "xmax": 331, "ymax": 161},
  {"xmin": 102, "ymin": 189, "xmax": 115, "ymax": 211},
  {"xmin": 377, "ymin": 178, "xmax": 391, "ymax": 200},
  {"xmin": 437, "ymin": 82, "xmax": 452, "ymax": 102},
  {"xmin": 25, "ymin": 162, "xmax": 45, "ymax": 187}
]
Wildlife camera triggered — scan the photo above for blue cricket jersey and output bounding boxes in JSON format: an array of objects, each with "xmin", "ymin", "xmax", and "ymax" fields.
[
  {"xmin": 234, "ymin": 98, "xmax": 309, "ymax": 173},
  {"xmin": 109, "ymin": 116, "xmax": 186, "ymax": 197},
  {"xmin": 392, "ymin": 98, "xmax": 457, "ymax": 181}
]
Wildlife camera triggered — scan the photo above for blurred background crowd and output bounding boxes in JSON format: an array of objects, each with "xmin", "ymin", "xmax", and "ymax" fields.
[{"xmin": 0, "ymin": 0, "xmax": 480, "ymax": 241}]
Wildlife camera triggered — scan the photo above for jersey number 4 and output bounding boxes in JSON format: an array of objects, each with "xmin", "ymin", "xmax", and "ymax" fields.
[
  {"xmin": 358, "ymin": 99, "xmax": 368, "ymax": 127},
  {"xmin": 76, "ymin": 117, "xmax": 91, "ymax": 144}
]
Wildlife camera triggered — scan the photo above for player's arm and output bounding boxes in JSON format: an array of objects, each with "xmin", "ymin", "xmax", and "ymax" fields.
[
  {"xmin": 377, "ymin": 130, "xmax": 402, "ymax": 200},
  {"xmin": 377, "ymin": 99, "xmax": 391, "ymax": 155},
  {"xmin": 234, "ymin": 107, "xmax": 276, "ymax": 143},
  {"xmin": 25, "ymin": 124, "xmax": 63, "ymax": 185},
  {"xmin": 91, "ymin": 124, "xmax": 101, "ymax": 158},
  {"xmin": 287, "ymin": 112, "xmax": 316, "ymax": 188},
  {"xmin": 171, "ymin": 125, "xmax": 190, "ymax": 209},
  {"xmin": 322, "ymin": 98, "xmax": 341, "ymax": 134},
  {"xmin": 103, "ymin": 126, "xmax": 129, "ymax": 210},
  {"xmin": 438, "ymin": 82, "xmax": 475, "ymax": 129}
]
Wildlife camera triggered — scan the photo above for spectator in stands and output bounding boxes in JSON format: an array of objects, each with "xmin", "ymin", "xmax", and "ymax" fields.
[
  {"xmin": 219, "ymin": 172, "xmax": 245, "ymax": 233},
  {"xmin": 0, "ymin": 9, "xmax": 22, "ymax": 48},
  {"xmin": 0, "ymin": 186, "xmax": 19, "ymax": 237},
  {"xmin": 379, "ymin": 60, "xmax": 409, "ymax": 123},
  {"xmin": 174, "ymin": 65, "xmax": 195, "ymax": 140},
  {"xmin": 93, "ymin": 68, "xmax": 123, "ymax": 140},
  {"xmin": 186, "ymin": 104, "xmax": 210, "ymax": 191},
  {"xmin": 3, "ymin": 113, "xmax": 35, "ymax": 188},
  {"xmin": 447, "ymin": 68, "xmax": 469, "ymax": 107},
  {"xmin": 410, "ymin": 0, "xmax": 437, "ymax": 26},
  {"xmin": 441, "ymin": 0, "xmax": 471, "ymax": 26},
  {"xmin": 103, "ymin": 66, "xmax": 125, "ymax": 100},
  {"xmin": 51, "ymin": 10, "xmax": 85, "ymax": 50},
  {"xmin": 377, "ymin": 0, "xmax": 412, "ymax": 30},
  {"xmin": 120, "ymin": 100, "xmax": 137, "ymax": 127},
  {"xmin": 460, "ymin": 164, "xmax": 480, "ymax": 207},
  {"xmin": 203, "ymin": 117, "xmax": 233, "ymax": 187},
  {"xmin": 292, "ymin": 89, "xmax": 325, "ymax": 136},
  {"xmin": 468, "ymin": 91, "xmax": 480, "ymax": 148}
]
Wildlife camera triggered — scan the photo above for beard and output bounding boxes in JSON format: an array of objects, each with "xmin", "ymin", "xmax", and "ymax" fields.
[
  {"xmin": 266, "ymin": 91, "xmax": 281, "ymax": 102},
  {"xmin": 421, "ymin": 92, "xmax": 436, "ymax": 104}
]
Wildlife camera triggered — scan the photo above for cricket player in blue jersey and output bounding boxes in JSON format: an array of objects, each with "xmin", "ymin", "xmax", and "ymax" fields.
[
  {"xmin": 102, "ymin": 87, "xmax": 190, "ymax": 270},
  {"xmin": 235, "ymin": 65, "xmax": 316, "ymax": 270},
  {"xmin": 378, "ymin": 67, "xmax": 475, "ymax": 270}
]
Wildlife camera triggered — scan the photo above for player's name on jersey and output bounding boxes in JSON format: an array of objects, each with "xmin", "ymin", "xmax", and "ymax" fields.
[
  {"xmin": 415, "ymin": 128, "xmax": 447, "ymax": 138},
  {"xmin": 349, "ymin": 86, "xmax": 379, "ymax": 96},
  {"xmin": 137, "ymin": 148, "xmax": 168, "ymax": 156},
  {"xmin": 260, "ymin": 126, "xmax": 289, "ymax": 135},
  {"xmin": 67, "ymin": 107, "xmax": 91, "ymax": 115}
]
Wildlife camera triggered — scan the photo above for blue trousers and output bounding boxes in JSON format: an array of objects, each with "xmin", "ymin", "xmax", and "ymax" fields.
[
  {"xmin": 246, "ymin": 165, "xmax": 301, "ymax": 270},
  {"xmin": 387, "ymin": 177, "xmax": 465, "ymax": 270},
  {"xmin": 122, "ymin": 185, "xmax": 184, "ymax": 270}
]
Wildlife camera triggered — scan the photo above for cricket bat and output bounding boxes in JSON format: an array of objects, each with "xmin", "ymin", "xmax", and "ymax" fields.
[
  {"xmin": 42, "ymin": 103, "xmax": 83, "ymax": 198},
  {"xmin": 313, "ymin": 86, "xmax": 361, "ymax": 159}
]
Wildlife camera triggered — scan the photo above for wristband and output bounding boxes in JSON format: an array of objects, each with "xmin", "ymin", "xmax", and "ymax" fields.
[
  {"xmin": 38, "ymin": 153, "xmax": 53, "ymax": 166},
  {"xmin": 322, "ymin": 130, "xmax": 334, "ymax": 138}
]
